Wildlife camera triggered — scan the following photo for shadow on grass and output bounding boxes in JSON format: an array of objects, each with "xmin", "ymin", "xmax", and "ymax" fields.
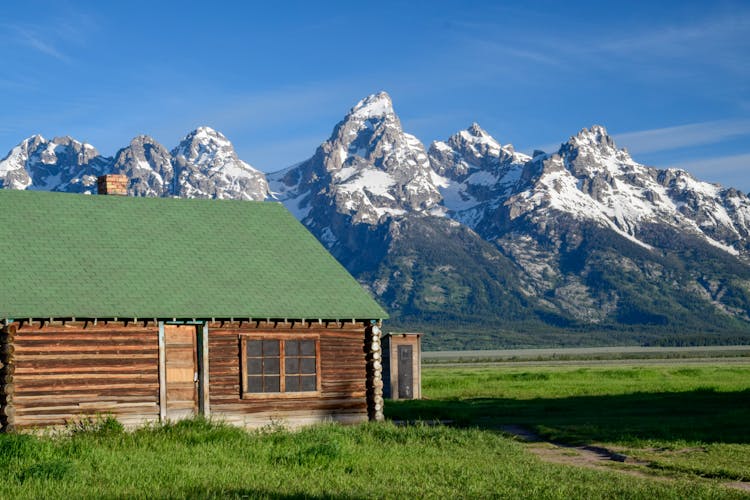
[
  {"xmin": 181, "ymin": 487, "xmax": 361, "ymax": 500},
  {"xmin": 385, "ymin": 388, "xmax": 750, "ymax": 445}
]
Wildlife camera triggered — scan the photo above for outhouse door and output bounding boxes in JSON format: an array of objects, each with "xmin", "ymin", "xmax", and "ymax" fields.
[
  {"xmin": 397, "ymin": 345, "xmax": 413, "ymax": 399},
  {"xmin": 163, "ymin": 325, "xmax": 198, "ymax": 420}
]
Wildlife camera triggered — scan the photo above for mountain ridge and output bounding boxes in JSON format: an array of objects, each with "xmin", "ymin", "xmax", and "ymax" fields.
[
  {"xmin": 0, "ymin": 126, "xmax": 269, "ymax": 200},
  {"xmin": 3, "ymin": 91, "xmax": 750, "ymax": 347}
]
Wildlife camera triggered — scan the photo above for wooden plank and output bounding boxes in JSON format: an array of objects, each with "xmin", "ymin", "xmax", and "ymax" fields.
[
  {"xmin": 164, "ymin": 325, "xmax": 197, "ymax": 420},
  {"xmin": 200, "ymin": 323, "xmax": 210, "ymax": 417},
  {"xmin": 14, "ymin": 395, "xmax": 159, "ymax": 405},
  {"xmin": 164, "ymin": 325, "xmax": 194, "ymax": 344},
  {"xmin": 166, "ymin": 349, "xmax": 195, "ymax": 364},
  {"xmin": 15, "ymin": 372, "xmax": 156, "ymax": 382},
  {"xmin": 16, "ymin": 354, "xmax": 156, "ymax": 361},
  {"xmin": 158, "ymin": 322, "xmax": 166, "ymax": 422}
]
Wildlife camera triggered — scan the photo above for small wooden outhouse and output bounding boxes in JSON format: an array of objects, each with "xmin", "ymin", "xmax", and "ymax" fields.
[
  {"xmin": 0, "ymin": 186, "xmax": 388, "ymax": 431},
  {"xmin": 382, "ymin": 332, "xmax": 421, "ymax": 400}
]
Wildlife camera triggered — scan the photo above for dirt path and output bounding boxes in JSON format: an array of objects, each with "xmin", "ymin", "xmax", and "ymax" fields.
[{"xmin": 499, "ymin": 425, "xmax": 750, "ymax": 494}]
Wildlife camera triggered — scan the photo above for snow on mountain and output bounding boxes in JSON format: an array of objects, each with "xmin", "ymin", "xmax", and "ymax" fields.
[
  {"xmin": 171, "ymin": 126, "xmax": 268, "ymax": 200},
  {"xmin": 4, "ymin": 92, "xmax": 750, "ymax": 336},
  {"xmin": 269, "ymin": 91, "xmax": 441, "ymax": 227},
  {"xmin": 0, "ymin": 127, "xmax": 268, "ymax": 200},
  {"xmin": 502, "ymin": 125, "xmax": 750, "ymax": 256},
  {"xmin": 0, "ymin": 135, "xmax": 109, "ymax": 193},
  {"xmin": 111, "ymin": 135, "xmax": 174, "ymax": 197},
  {"xmin": 428, "ymin": 123, "xmax": 530, "ymax": 227}
]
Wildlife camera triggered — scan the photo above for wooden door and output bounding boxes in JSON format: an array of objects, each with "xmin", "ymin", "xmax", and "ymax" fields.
[
  {"xmin": 397, "ymin": 345, "xmax": 413, "ymax": 399},
  {"xmin": 164, "ymin": 325, "xmax": 198, "ymax": 420}
]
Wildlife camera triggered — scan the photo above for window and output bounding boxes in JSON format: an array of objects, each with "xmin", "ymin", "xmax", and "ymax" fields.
[{"xmin": 241, "ymin": 336, "xmax": 320, "ymax": 397}]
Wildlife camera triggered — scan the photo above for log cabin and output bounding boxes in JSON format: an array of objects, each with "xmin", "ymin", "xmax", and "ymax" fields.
[{"xmin": 0, "ymin": 177, "xmax": 388, "ymax": 432}]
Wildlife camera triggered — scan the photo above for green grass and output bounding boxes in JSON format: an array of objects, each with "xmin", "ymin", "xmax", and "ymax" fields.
[
  {"xmin": 1, "ymin": 363, "xmax": 749, "ymax": 498},
  {"xmin": 0, "ymin": 417, "xmax": 743, "ymax": 499},
  {"xmin": 388, "ymin": 363, "xmax": 750, "ymax": 483}
]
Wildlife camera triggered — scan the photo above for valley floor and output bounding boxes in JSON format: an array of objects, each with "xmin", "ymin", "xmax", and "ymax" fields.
[
  {"xmin": 0, "ymin": 358, "xmax": 747, "ymax": 498},
  {"xmin": 423, "ymin": 344, "xmax": 750, "ymax": 361},
  {"xmin": 388, "ymin": 360, "xmax": 750, "ymax": 496}
]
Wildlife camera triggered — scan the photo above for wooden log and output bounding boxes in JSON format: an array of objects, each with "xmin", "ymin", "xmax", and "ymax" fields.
[
  {"xmin": 14, "ymin": 395, "xmax": 159, "ymax": 405},
  {"xmin": 0, "ymin": 405, "xmax": 15, "ymax": 418},
  {"xmin": 8, "ymin": 325, "xmax": 160, "ymax": 430},
  {"xmin": 0, "ymin": 325, "xmax": 13, "ymax": 432}
]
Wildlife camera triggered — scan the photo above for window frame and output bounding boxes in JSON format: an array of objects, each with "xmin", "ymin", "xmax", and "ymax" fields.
[{"xmin": 240, "ymin": 333, "xmax": 322, "ymax": 399}]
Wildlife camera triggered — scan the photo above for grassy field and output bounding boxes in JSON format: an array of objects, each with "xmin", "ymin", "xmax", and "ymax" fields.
[
  {"xmin": 0, "ymin": 361, "xmax": 748, "ymax": 498},
  {"xmin": 388, "ymin": 362, "xmax": 750, "ymax": 488},
  {"xmin": 422, "ymin": 345, "xmax": 750, "ymax": 364}
]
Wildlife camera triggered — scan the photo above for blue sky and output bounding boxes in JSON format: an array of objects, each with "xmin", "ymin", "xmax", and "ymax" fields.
[{"xmin": 2, "ymin": 0, "xmax": 749, "ymax": 189}]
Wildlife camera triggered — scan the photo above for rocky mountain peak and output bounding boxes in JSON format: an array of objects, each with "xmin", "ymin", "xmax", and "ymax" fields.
[
  {"xmin": 172, "ymin": 126, "xmax": 235, "ymax": 164},
  {"xmin": 130, "ymin": 134, "xmax": 158, "ymax": 144},
  {"xmin": 556, "ymin": 125, "xmax": 635, "ymax": 182},
  {"xmin": 111, "ymin": 135, "xmax": 174, "ymax": 197},
  {"xmin": 0, "ymin": 134, "xmax": 110, "ymax": 193},
  {"xmin": 466, "ymin": 122, "xmax": 491, "ymax": 137},
  {"xmin": 565, "ymin": 125, "xmax": 620, "ymax": 156},
  {"xmin": 431, "ymin": 124, "xmax": 529, "ymax": 179},
  {"xmin": 270, "ymin": 92, "xmax": 441, "ymax": 228},
  {"xmin": 349, "ymin": 91, "xmax": 395, "ymax": 120},
  {"xmin": 47, "ymin": 136, "xmax": 103, "ymax": 166},
  {"xmin": 168, "ymin": 126, "xmax": 268, "ymax": 200}
]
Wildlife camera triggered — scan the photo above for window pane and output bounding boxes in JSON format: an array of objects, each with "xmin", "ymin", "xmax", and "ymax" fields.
[
  {"xmin": 264, "ymin": 357, "xmax": 280, "ymax": 375},
  {"xmin": 300, "ymin": 358, "xmax": 316, "ymax": 374},
  {"xmin": 262, "ymin": 340, "xmax": 279, "ymax": 356},
  {"xmin": 285, "ymin": 340, "xmax": 299, "ymax": 356},
  {"xmin": 285, "ymin": 376, "xmax": 300, "ymax": 392},
  {"xmin": 264, "ymin": 376, "xmax": 280, "ymax": 392},
  {"xmin": 300, "ymin": 340, "xmax": 315, "ymax": 356},
  {"xmin": 247, "ymin": 376, "xmax": 263, "ymax": 393},
  {"xmin": 247, "ymin": 358, "xmax": 262, "ymax": 375},
  {"xmin": 285, "ymin": 357, "xmax": 299, "ymax": 374},
  {"xmin": 246, "ymin": 340, "xmax": 262, "ymax": 357},
  {"xmin": 300, "ymin": 375, "xmax": 316, "ymax": 392},
  {"xmin": 243, "ymin": 338, "xmax": 318, "ymax": 396}
]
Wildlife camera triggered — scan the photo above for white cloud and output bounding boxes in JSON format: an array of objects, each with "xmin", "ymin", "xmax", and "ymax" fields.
[
  {"xmin": 671, "ymin": 153, "xmax": 750, "ymax": 192},
  {"xmin": 3, "ymin": 10, "xmax": 98, "ymax": 64},
  {"xmin": 614, "ymin": 119, "xmax": 750, "ymax": 154},
  {"xmin": 10, "ymin": 26, "xmax": 72, "ymax": 63}
]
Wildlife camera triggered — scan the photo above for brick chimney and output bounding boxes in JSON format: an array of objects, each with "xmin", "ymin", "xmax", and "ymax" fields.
[{"xmin": 97, "ymin": 174, "xmax": 128, "ymax": 196}]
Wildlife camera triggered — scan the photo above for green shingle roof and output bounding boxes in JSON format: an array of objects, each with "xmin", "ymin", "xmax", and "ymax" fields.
[{"xmin": 0, "ymin": 190, "xmax": 387, "ymax": 321}]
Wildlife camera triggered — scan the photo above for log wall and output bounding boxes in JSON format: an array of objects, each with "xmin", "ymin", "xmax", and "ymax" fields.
[
  {"xmin": 0, "ymin": 323, "xmax": 16, "ymax": 432},
  {"xmin": 10, "ymin": 322, "xmax": 160, "ymax": 430},
  {"xmin": 207, "ymin": 322, "xmax": 367, "ymax": 428},
  {"xmin": 4, "ymin": 320, "xmax": 368, "ymax": 431}
]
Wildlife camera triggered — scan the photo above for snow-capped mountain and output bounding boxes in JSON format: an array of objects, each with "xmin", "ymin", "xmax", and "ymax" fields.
[
  {"xmin": 495, "ymin": 125, "xmax": 750, "ymax": 255},
  {"xmin": 269, "ymin": 92, "xmax": 441, "ymax": 227},
  {"xmin": 111, "ymin": 135, "xmax": 174, "ymax": 197},
  {"xmin": 428, "ymin": 123, "xmax": 530, "ymax": 228},
  {"xmin": 4, "ymin": 91, "xmax": 750, "ymax": 343},
  {"xmin": 0, "ymin": 135, "xmax": 109, "ymax": 193},
  {"xmin": 170, "ymin": 127, "xmax": 268, "ymax": 200},
  {"xmin": 268, "ymin": 93, "xmax": 750, "ymax": 338},
  {"xmin": 0, "ymin": 127, "xmax": 268, "ymax": 200}
]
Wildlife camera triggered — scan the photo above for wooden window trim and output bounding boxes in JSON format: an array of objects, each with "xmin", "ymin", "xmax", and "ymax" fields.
[{"xmin": 240, "ymin": 333, "xmax": 322, "ymax": 399}]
